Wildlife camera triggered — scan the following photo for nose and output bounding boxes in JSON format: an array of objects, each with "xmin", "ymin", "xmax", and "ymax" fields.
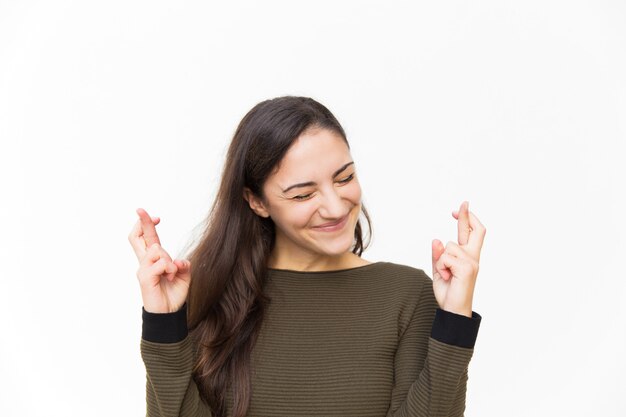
[{"xmin": 318, "ymin": 186, "xmax": 346, "ymax": 219}]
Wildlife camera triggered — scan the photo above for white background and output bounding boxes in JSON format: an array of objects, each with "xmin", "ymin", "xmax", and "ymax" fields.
[{"xmin": 2, "ymin": 1, "xmax": 625, "ymax": 416}]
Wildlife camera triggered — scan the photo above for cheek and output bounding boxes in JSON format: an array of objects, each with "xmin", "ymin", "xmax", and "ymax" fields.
[
  {"xmin": 344, "ymin": 180, "xmax": 362, "ymax": 203},
  {"xmin": 273, "ymin": 204, "xmax": 317, "ymax": 229}
]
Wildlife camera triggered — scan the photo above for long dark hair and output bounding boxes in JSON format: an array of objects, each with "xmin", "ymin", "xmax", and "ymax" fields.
[{"xmin": 183, "ymin": 96, "xmax": 372, "ymax": 417}]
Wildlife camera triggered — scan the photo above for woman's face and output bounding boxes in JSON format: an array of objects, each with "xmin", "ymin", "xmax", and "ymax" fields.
[{"xmin": 244, "ymin": 127, "xmax": 362, "ymax": 263}]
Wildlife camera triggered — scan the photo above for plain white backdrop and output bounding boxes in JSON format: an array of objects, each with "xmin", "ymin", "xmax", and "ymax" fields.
[{"xmin": 1, "ymin": 1, "xmax": 625, "ymax": 416}]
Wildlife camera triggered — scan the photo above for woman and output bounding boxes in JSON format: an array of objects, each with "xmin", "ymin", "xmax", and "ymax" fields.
[{"xmin": 128, "ymin": 96, "xmax": 486, "ymax": 417}]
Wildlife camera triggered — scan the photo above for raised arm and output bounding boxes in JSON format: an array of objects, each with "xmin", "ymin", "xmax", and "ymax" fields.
[
  {"xmin": 385, "ymin": 201, "xmax": 485, "ymax": 415},
  {"xmin": 386, "ymin": 276, "xmax": 481, "ymax": 417},
  {"xmin": 141, "ymin": 303, "xmax": 212, "ymax": 417},
  {"xmin": 129, "ymin": 208, "xmax": 209, "ymax": 416}
]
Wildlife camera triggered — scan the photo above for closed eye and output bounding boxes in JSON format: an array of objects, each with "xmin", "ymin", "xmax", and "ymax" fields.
[
  {"xmin": 292, "ymin": 173, "xmax": 355, "ymax": 201},
  {"xmin": 338, "ymin": 173, "xmax": 354, "ymax": 184},
  {"xmin": 293, "ymin": 194, "xmax": 313, "ymax": 201}
]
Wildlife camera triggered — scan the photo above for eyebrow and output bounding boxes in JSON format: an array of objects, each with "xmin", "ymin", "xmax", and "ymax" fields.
[{"xmin": 281, "ymin": 162, "xmax": 355, "ymax": 193}]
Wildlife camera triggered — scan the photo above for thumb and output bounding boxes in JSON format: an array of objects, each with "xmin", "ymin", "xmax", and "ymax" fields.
[
  {"xmin": 432, "ymin": 239, "xmax": 444, "ymax": 263},
  {"xmin": 432, "ymin": 239, "xmax": 451, "ymax": 280}
]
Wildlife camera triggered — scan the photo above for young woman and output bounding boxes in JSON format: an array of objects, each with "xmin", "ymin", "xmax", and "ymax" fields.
[{"xmin": 128, "ymin": 96, "xmax": 486, "ymax": 417}]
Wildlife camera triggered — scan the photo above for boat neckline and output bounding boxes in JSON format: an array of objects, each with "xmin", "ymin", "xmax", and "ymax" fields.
[{"xmin": 267, "ymin": 261, "xmax": 385, "ymax": 274}]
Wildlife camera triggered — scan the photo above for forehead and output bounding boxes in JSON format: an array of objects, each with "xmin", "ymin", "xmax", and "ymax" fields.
[{"xmin": 269, "ymin": 128, "xmax": 351, "ymax": 184}]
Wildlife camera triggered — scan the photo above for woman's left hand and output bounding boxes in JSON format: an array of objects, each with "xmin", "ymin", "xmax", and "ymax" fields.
[{"xmin": 431, "ymin": 201, "xmax": 486, "ymax": 317}]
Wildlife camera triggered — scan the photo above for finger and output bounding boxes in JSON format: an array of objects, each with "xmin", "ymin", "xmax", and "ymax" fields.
[
  {"xmin": 452, "ymin": 210, "xmax": 486, "ymax": 258},
  {"xmin": 137, "ymin": 257, "xmax": 166, "ymax": 286},
  {"xmin": 433, "ymin": 263, "xmax": 452, "ymax": 281},
  {"xmin": 465, "ymin": 211, "xmax": 486, "ymax": 259},
  {"xmin": 438, "ymin": 248, "xmax": 478, "ymax": 281},
  {"xmin": 436, "ymin": 251, "xmax": 473, "ymax": 280},
  {"xmin": 140, "ymin": 245, "xmax": 176, "ymax": 283},
  {"xmin": 443, "ymin": 240, "xmax": 475, "ymax": 263},
  {"xmin": 143, "ymin": 258, "xmax": 177, "ymax": 285},
  {"xmin": 137, "ymin": 208, "xmax": 161, "ymax": 245},
  {"xmin": 444, "ymin": 241, "xmax": 479, "ymax": 279},
  {"xmin": 142, "ymin": 243, "xmax": 176, "ymax": 281},
  {"xmin": 139, "ymin": 257, "xmax": 178, "ymax": 286},
  {"xmin": 457, "ymin": 201, "xmax": 471, "ymax": 246},
  {"xmin": 173, "ymin": 259, "xmax": 192, "ymax": 281},
  {"xmin": 136, "ymin": 208, "xmax": 161, "ymax": 248},
  {"xmin": 139, "ymin": 242, "xmax": 175, "ymax": 281},
  {"xmin": 431, "ymin": 239, "xmax": 444, "ymax": 264},
  {"xmin": 173, "ymin": 259, "xmax": 190, "ymax": 272},
  {"xmin": 164, "ymin": 261, "xmax": 178, "ymax": 281},
  {"xmin": 128, "ymin": 215, "xmax": 160, "ymax": 261},
  {"xmin": 128, "ymin": 217, "xmax": 161, "ymax": 254},
  {"xmin": 435, "ymin": 252, "xmax": 458, "ymax": 278},
  {"xmin": 128, "ymin": 218, "xmax": 148, "ymax": 260},
  {"xmin": 432, "ymin": 239, "xmax": 452, "ymax": 280}
]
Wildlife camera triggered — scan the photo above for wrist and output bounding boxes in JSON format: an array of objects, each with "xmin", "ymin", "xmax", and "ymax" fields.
[
  {"xmin": 141, "ymin": 294, "xmax": 186, "ymax": 314},
  {"xmin": 141, "ymin": 302, "xmax": 189, "ymax": 343},
  {"xmin": 431, "ymin": 308, "xmax": 482, "ymax": 348},
  {"xmin": 441, "ymin": 304, "xmax": 472, "ymax": 318}
]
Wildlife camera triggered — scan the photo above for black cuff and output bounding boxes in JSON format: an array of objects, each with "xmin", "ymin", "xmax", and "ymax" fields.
[
  {"xmin": 430, "ymin": 308, "xmax": 482, "ymax": 349},
  {"xmin": 141, "ymin": 302, "xmax": 189, "ymax": 343}
]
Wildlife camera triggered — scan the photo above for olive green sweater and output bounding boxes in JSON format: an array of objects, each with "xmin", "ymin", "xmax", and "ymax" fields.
[{"xmin": 140, "ymin": 261, "xmax": 481, "ymax": 417}]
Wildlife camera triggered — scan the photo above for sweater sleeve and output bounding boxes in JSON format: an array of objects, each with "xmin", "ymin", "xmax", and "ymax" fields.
[
  {"xmin": 140, "ymin": 303, "xmax": 212, "ymax": 417},
  {"xmin": 386, "ymin": 275, "xmax": 482, "ymax": 417}
]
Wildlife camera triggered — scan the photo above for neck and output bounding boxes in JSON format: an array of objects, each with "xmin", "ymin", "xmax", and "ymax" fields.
[{"xmin": 267, "ymin": 245, "xmax": 371, "ymax": 272}]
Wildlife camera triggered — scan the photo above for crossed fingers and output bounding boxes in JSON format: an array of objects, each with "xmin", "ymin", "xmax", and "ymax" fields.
[
  {"xmin": 128, "ymin": 208, "xmax": 162, "ymax": 261},
  {"xmin": 452, "ymin": 201, "xmax": 486, "ymax": 263}
]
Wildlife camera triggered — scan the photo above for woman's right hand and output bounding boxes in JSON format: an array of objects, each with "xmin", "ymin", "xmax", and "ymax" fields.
[{"xmin": 128, "ymin": 208, "xmax": 192, "ymax": 314}]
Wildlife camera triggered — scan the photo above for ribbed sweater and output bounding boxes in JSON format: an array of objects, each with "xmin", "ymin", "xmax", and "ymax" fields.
[{"xmin": 140, "ymin": 261, "xmax": 482, "ymax": 417}]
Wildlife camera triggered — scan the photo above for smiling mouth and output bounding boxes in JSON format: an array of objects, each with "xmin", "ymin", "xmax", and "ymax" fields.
[{"xmin": 312, "ymin": 214, "xmax": 350, "ymax": 231}]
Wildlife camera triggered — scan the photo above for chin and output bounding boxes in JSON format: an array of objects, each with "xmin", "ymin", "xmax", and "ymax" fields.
[{"xmin": 316, "ymin": 229, "xmax": 355, "ymax": 255}]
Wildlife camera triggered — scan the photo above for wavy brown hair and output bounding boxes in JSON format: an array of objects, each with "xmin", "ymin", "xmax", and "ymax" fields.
[{"xmin": 182, "ymin": 96, "xmax": 372, "ymax": 417}]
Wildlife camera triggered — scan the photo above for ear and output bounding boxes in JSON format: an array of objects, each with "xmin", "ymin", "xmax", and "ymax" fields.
[{"xmin": 243, "ymin": 187, "xmax": 271, "ymax": 218}]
